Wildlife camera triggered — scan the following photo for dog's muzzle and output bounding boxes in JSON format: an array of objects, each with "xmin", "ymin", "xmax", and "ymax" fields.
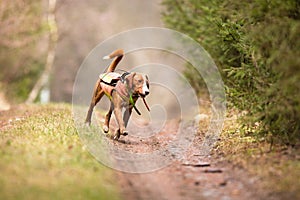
[
  {"xmin": 141, "ymin": 79, "xmax": 150, "ymax": 97},
  {"xmin": 139, "ymin": 93, "xmax": 148, "ymax": 98},
  {"xmin": 140, "ymin": 90, "xmax": 149, "ymax": 98}
]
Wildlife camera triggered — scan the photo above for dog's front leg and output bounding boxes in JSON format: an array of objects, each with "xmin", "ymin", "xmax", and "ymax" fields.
[
  {"xmin": 113, "ymin": 106, "xmax": 126, "ymax": 140},
  {"xmin": 112, "ymin": 96, "xmax": 126, "ymax": 140},
  {"xmin": 123, "ymin": 107, "xmax": 133, "ymax": 128},
  {"xmin": 123, "ymin": 98, "xmax": 137, "ymax": 129}
]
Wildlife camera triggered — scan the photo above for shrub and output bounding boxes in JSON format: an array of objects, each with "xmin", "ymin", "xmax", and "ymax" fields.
[{"xmin": 162, "ymin": 0, "xmax": 300, "ymax": 144}]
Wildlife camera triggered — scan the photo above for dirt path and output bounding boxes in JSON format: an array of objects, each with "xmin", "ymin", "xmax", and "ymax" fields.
[{"xmin": 112, "ymin": 121, "xmax": 265, "ymax": 200}]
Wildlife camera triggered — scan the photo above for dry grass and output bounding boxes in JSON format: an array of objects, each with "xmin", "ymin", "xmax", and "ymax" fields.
[{"xmin": 213, "ymin": 109, "xmax": 300, "ymax": 199}]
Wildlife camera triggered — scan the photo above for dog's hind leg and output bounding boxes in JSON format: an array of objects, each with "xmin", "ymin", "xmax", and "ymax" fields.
[
  {"xmin": 103, "ymin": 102, "xmax": 114, "ymax": 133},
  {"xmin": 85, "ymin": 80, "xmax": 105, "ymax": 125},
  {"xmin": 85, "ymin": 91, "xmax": 104, "ymax": 125}
]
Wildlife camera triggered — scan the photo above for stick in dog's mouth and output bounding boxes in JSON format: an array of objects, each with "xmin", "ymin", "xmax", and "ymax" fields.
[{"xmin": 142, "ymin": 97, "xmax": 150, "ymax": 112}]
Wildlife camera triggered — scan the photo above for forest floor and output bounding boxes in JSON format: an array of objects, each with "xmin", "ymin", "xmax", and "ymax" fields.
[{"xmin": 0, "ymin": 104, "xmax": 299, "ymax": 200}]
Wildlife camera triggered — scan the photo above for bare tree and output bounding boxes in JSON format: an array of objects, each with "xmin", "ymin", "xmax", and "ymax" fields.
[{"xmin": 26, "ymin": 0, "xmax": 58, "ymax": 103}]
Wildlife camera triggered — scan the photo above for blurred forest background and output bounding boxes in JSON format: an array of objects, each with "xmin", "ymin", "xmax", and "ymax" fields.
[
  {"xmin": 0, "ymin": 0, "xmax": 299, "ymax": 145},
  {"xmin": 0, "ymin": 0, "xmax": 162, "ymax": 104}
]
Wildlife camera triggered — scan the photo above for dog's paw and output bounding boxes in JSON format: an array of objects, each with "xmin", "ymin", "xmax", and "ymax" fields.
[
  {"xmin": 113, "ymin": 134, "xmax": 120, "ymax": 140},
  {"xmin": 113, "ymin": 130, "xmax": 120, "ymax": 140},
  {"xmin": 103, "ymin": 125, "xmax": 109, "ymax": 133},
  {"xmin": 84, "ymin": 121, "xmax": 91, "ymax": 127}
]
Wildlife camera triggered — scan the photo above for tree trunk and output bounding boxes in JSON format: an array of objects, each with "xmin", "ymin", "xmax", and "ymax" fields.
[{"xmin": 26, "ymin": 0, "xmax": 58, "ymax": 104}]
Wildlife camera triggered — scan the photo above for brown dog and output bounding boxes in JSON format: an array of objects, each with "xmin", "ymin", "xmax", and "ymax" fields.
[{"xmin": 85, "ymin": 49, "xmax": 150, "ymax": 140}]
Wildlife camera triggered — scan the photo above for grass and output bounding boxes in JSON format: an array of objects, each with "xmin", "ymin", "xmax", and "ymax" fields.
[
  {"xmin": 213, "ymin": 109, "xmax": 300, "ymax": 199},
  {"xmin": 0, "ymin": 104, "xmax": 121, "ymax": 200}
]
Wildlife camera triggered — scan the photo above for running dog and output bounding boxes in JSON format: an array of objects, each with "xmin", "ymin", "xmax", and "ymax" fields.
[{"xmin": 85, "ymin": 49, "xmax": 150, "ymax": 140}]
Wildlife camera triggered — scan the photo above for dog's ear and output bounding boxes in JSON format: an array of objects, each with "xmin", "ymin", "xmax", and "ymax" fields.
[
  {"xmin": 145, "ymin": 75, "xmax": 149, "ymax": 88},
  {"xmin": 126, "ymin": 72, "xmax": 136, "ymax": 89}
]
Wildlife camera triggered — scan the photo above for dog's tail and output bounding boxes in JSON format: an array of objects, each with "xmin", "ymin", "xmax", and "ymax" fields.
[{"xmin": 103, "ymin": 49, "xmax": 124, "ymax": 72}]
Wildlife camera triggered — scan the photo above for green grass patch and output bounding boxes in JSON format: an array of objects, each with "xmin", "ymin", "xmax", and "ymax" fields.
[{"xmin": 0, "ymin": 104, "xmax": 121, "ymax": 200}]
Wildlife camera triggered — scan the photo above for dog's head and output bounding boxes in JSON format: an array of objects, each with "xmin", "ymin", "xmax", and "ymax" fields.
[{"xmin": 126, "ymin": 73, "xmax": 150, "ymax": 98}]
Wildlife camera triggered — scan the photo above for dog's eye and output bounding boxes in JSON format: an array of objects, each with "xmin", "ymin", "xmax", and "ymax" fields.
[{"xmin": 138, "ymin": 80, "xmax": 143, "ymax": 83}]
